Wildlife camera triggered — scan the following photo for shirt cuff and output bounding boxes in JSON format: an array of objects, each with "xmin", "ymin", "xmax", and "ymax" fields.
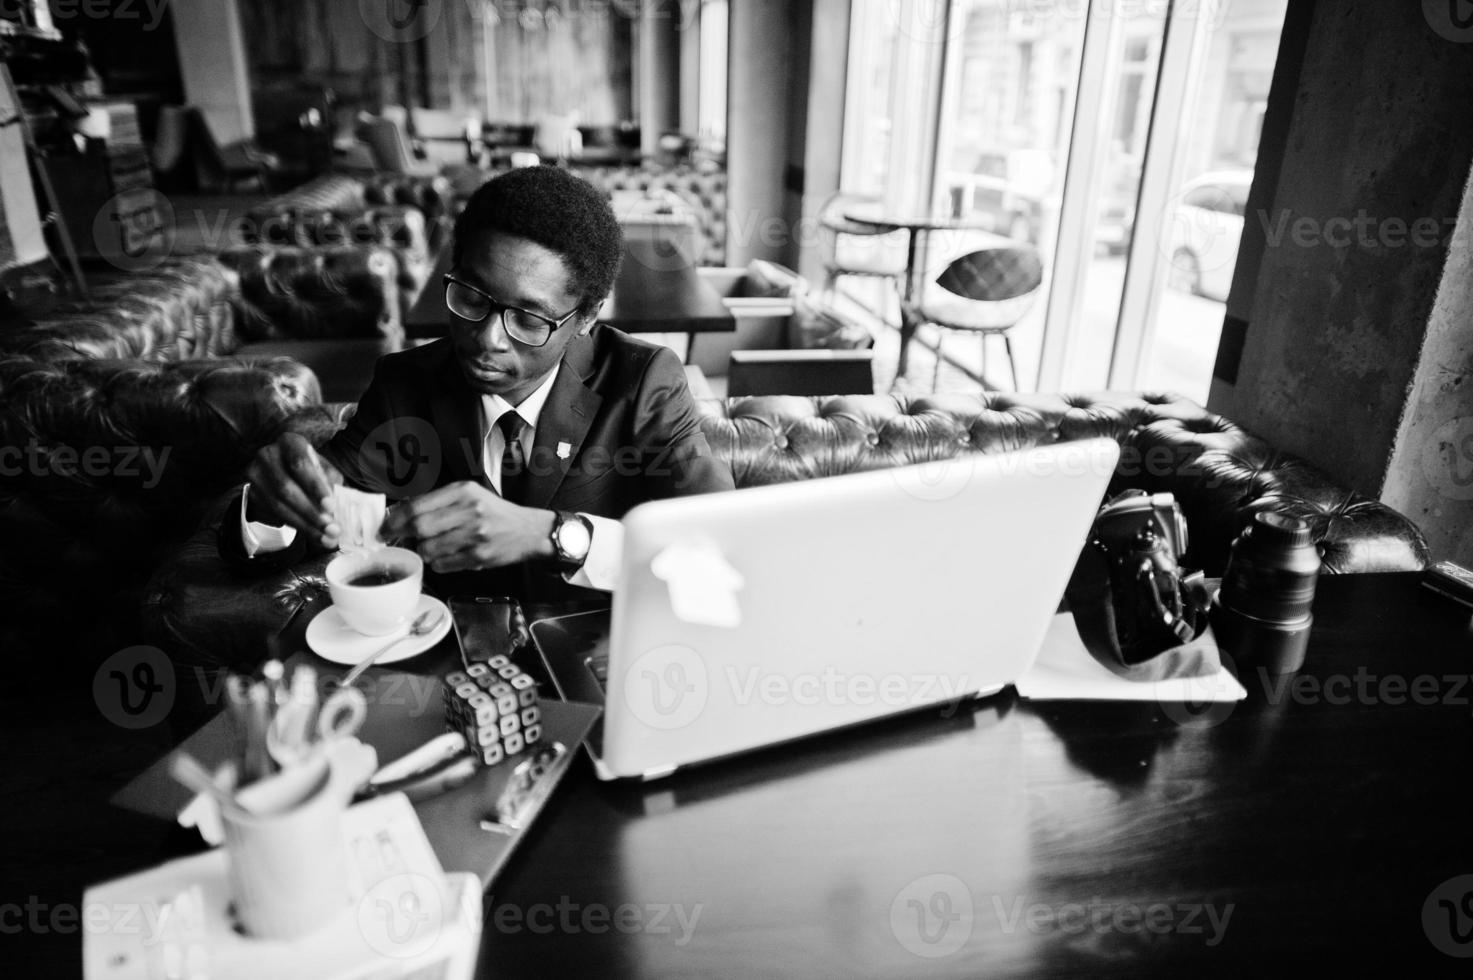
[
  {"xmin": 563, "ymin": 512, "xmax": 622, "ymax": 591},
  {"xmin": 240, "ymin": 484, "xmax": 298, "ymax": 558}
]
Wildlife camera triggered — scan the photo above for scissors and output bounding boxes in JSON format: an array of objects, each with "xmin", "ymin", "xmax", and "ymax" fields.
[{"xmin": 268, "ymin": 683, "xmax": 368, "ymax": 768}]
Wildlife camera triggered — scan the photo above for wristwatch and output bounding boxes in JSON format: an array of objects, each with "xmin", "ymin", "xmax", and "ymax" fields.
[{"xmin": 550, "ymin": 510, "xmax": 594, "ymax": 568}]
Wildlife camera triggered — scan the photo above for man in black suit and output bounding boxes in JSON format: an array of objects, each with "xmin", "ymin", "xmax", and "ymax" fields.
[{"xmin": 235, "ymin": 165, "xmax": 734, "ymax": 599}]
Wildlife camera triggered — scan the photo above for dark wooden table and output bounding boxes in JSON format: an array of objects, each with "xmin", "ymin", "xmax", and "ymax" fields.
[
  {"xmin": 480, "ymin": 572, "xmax": 1473, "ymax": 976},
  {"xmin": 20, "ymin": 573, "xmax": 1473, "ymax": 975},
  {"xmin": 598, "ymin": 236, "xmax": 733, "ymax": 364},
  {"xmin": 406, "ymin": 238, "xmax": 734, "ymax": 366}
]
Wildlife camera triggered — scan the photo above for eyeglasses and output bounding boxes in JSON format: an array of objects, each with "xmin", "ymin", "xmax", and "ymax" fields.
[{"xmin": 443, "ymin": 274, "xmax": 582, "ymax": 348}]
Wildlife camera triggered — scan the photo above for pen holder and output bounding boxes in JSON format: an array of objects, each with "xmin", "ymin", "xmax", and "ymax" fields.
[{"xmin": 221, "ymin": 750, "xmax": 357, "ymax": 940}]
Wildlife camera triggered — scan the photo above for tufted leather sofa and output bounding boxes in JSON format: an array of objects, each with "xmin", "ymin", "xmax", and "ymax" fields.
[
  {"xmin": 139, "ymin": 389, "xmax": 1429, "ymax": 673},
  {"xmin": 0, "ymin": 257, "xmax": 240, "ymax": 362},
  {"xmin": 251, "ymin": 172, "xmax": 455, "ymax": 249},
  {"xmin": 216, "ymin": 246, "xmax": 402, "ymax": 347},
  {"xmin": 234, "ymin": 206, "xmax": 431, "ymax": 320},
  {"xmin": 0, "ymin": 248, "xmax": 402, "ymax": 365}
]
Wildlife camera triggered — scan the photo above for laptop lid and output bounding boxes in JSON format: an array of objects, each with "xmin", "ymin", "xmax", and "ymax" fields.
[{"xmin": 589, "ymin": 437, "xmax": 1119, "ymax": 780}]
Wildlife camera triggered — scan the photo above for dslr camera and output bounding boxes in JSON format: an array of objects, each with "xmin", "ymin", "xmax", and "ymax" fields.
[{"xmin": 1086, "ymin": 490, "xmax": 1204, "ymax": 664}]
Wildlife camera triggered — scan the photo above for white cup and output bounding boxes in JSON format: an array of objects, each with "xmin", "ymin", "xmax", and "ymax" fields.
[{"xmin": 325, "ymin": 546, "xmax": 424, "ymax": 636}]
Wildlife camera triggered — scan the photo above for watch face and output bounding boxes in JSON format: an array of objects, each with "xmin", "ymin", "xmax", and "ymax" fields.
[{"xmin": 556, "ymin": 515, "xmax": 592, "ymax": 559}]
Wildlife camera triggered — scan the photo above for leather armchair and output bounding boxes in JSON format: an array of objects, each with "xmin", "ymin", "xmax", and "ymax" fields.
[
  {"xmin": 0, "ymin": 243, "xmax": 407, "ymax": 663},
  {"xmin": 0, "ymin": 356, "xmax": 322, "ymax": 665},
  {"xmin": 140, "ymin": 390, "xmax": 1428, "ymax": 673}
]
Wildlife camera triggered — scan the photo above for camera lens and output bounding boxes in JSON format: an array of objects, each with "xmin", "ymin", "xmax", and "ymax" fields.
[
  {"xmin": 1210, "ymin": 512, "xmax": 1321, "ymax": 673},
  {"xmin": 1219, "ymin": 512, "xmax": 1320, "ymax": 623}
]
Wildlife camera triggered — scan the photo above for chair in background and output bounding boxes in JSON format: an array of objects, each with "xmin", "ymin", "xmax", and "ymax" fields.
[
  {"xmin": 903, "ymin": 244, "xmax": 1044, "ymax": 392},
  {"xmin": 410, "ymin": 106, "xmax": 479, "ymax": 168},
  {"xmin": 151, "ymin": 105, "xmax": 280, "ymax": 193},
  {"xmin": 358, "ymin": 110, "xmax": 440, "ymax": 178},
  {"xmin": 816, "ymin": 191, "xmax": 908, "ymax": 324},
  {"xmin": 184, "ymin": 107, "xmax": 281, "ymax": 193},
  {"xmin": 149, "ymin": 104, "xmax": 188, "ymax": 178},
  {"xmin": 533, "ymin": 112, "xmax": 582, "ymax": 163}
]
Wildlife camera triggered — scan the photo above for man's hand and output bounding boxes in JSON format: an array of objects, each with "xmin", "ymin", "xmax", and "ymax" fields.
[
  {"xmin": 245, "ymin": 432, "xmax": 345, "ymax": 548},
  {"xmin": 382, "ymin": 480, "xmax": 556, "ymax": 573}
]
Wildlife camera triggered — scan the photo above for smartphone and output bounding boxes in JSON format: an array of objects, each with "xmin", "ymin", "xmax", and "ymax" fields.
[
  {"xmin": 1422, "ymin": 560, "xmax": 1473, "ymax": 610},
  {"xmin": 447, "ymin": 595, "xmax": 533, "ymax": 670}
]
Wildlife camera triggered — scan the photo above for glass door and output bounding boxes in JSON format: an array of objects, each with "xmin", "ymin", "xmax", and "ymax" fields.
[{"xmin": 928, "ymin": 0, "xmax": 1094, "ymax": 391}]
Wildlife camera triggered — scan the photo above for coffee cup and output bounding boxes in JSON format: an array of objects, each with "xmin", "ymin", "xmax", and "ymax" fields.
[{"xmin": 325, "ymin": 546, "xmax": 424, "ymax": 636}]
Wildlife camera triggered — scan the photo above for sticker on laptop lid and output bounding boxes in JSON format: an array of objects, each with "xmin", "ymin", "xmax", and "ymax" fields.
[{"xmin": 650, "ymin": 537, "xmax": 744, "ymax": 629}]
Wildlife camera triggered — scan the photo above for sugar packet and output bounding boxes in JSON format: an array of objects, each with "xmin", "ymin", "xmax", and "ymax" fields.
[{"xmin": 331, "ymin": 485, "xmax": 387, "ymax": 552}]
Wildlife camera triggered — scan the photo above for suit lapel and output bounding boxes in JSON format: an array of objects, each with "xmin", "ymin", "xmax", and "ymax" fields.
[
  {"xmin": 524, "ymin": 332, "xmax": 602, "ymax": 509},
  {"xmin": 427, "ymin": 346, "xmax": 490, "ymax": 487}
]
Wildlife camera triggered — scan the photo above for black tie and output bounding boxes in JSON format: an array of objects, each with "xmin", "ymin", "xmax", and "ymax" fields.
[{"xmin": 497, "ymin": 411, "xmax": 529, "ymax": 505}]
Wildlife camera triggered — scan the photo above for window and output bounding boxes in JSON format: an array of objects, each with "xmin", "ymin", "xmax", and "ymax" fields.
[{"xmin": 834, "ymin": 0, "xmax": 1290, "ymax": 402}]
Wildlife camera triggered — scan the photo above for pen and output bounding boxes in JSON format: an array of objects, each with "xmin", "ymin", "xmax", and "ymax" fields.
[
  {"xmin": 271, "ymin": 666, "xmax": 319, "ymax": 760},
  {"xmin": 224, "ymin": 674, "xmax": 251, "ymax": 739},
  {"xmin": 245, "ymin": 682, "xmax": 272, "ymax": 783},
  {"xmin": 262, "ymin": 658, "xmax": 286, "ymax": 709},
  {"xmin": 289, "ymin": 664, "xmax": 320, "ymax": 747}
]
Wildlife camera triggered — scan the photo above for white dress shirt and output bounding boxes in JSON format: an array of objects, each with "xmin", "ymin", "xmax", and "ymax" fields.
[{"xmin": 242, "ymin": 362, "xmax": 622, "ymax": 591}]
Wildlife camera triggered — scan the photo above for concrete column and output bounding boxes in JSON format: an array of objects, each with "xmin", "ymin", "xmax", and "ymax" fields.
[
  {"xmin": 727, "ymin": 0, "xmax": 795, "ymax": 265},
  {"xmin": 796, "ymin": 0, "xmax": 851, "ymax": 283},
  {"xmin": 679, "ymin": 2, "xmax": 701, "ymax": 135},
  {"xmin": 1207, "ymin": 1, "xmax": 1473, "ymax": 556},
  {"xmin": 1383, "ymin": 169, "xmax": 1473, "ymax": 565},
  {"xmin": 640, "ymin": 0, "xmax": 682, "ymax": 156},
  {"xmin": 170, "ymin": 0, "xmax": 254, "ymax": 142}
]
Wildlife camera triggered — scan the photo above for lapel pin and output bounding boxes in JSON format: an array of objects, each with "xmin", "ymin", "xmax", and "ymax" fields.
[{"xmin": 556, "ymin": 441, "xmax": 572, "ymax": 460}]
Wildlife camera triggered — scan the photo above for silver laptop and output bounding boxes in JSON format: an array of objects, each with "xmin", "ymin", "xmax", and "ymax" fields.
[{"xmin": 533, "ymin": 437, "xmax": 1120, "ymax": 780}]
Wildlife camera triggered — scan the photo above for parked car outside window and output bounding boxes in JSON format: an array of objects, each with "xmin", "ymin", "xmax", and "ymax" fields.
[{"xmin": 1166, "ymin": 170, "xmax": 1253, "ymax": 302}]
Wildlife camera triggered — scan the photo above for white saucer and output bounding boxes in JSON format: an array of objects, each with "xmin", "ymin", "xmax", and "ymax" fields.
[{"xmin": 306, "ymin": 595, "xmax": 453, "ymax": 666}]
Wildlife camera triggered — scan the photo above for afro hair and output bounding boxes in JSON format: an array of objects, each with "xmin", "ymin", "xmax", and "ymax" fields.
[{"xmin": 451, "ymin": 165, "xmax": 624, "ymax": 313}]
